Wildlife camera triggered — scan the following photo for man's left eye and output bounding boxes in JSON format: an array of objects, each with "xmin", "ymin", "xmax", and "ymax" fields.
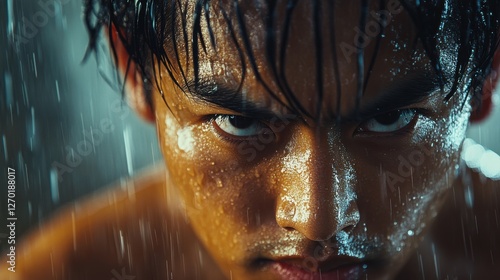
[{"xmin": 359, "ymin": 109, "xmax": 418, "ymax": 133}]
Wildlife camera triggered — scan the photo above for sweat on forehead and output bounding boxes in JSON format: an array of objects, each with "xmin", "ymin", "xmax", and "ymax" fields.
[
  {"xmin": 162, "ymin": 1, "xmax": 457, "ymax": 119},
  {"xmin": 84, "ymin": 0, "xmax": 500, "ymax": 116}
]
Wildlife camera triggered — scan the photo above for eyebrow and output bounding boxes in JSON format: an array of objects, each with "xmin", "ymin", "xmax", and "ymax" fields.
[
  {"xmin": 181, "ymin": 81, "xmax": 283, "ymax": 119},
  {"xmin": 181, "ymin": 71, "xmax": 441, "ymax": 122},
  {"xmin": 344, "ymin": 72, "xmax": 442, "ymax": 122}
]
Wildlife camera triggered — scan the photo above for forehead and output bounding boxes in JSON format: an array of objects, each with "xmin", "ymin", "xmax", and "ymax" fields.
[{"xmin": 171, "ymin": 0, "xmax": 454, "ymax": 118}]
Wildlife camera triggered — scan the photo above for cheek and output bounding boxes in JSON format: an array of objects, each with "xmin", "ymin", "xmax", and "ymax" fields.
[
  {"xmin": 354, "ymin": 107, "xmax": 468, "ymax": 257},
  {"xmin": 158, "ymin": 112, "xmax": 212, "ymax": 211},
  {"xmin": 157, "ymin": 112, "xmax": 266, "ymax": 255},
  {"xmin": 441, "ymin": 101, "xmax": 471, "ymax": 152}
]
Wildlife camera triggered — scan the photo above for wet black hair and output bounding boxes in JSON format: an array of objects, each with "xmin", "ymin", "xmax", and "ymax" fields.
[{"xmin": 83, "ymin": 0, "xmax": 500, "ymax": 120}]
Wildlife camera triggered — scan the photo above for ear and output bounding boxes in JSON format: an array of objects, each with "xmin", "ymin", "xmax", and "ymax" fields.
[
  {"xmin": 107, "ymin": 24, "xmax": 155, "ymax": 123},
  {"xmin": 470, "ymin": 48, "xmax": 499, "ymax": 123}
]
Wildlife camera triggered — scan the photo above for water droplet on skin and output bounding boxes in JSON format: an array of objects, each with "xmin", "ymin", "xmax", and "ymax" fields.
[
  {"xmin": 282, "ymin": 200, "xmax": 296, "ymax": 218},
  {"xmin": 194, "ymin": 192, "xmax": 202, "ymax": 209},
  {"xmin": 216, "ymin": 178, "xmax": 223, "ymax": 188}
]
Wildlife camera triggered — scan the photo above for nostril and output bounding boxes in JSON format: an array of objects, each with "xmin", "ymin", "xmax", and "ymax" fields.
[{"xmin": 282, "ymin": 226, "xmax": 295, "ymax": 232}]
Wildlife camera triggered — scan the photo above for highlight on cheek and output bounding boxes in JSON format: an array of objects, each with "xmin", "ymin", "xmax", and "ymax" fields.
[
  {"xmin": 177, "ymin": 127, "xmax": 195, "ymax": 153},
  {"xmin": 163, "ymin": 113, "xmax": 198, "ymax": 155},
  {"xmin": 164, "ymin": 114, "xmax": 176, "ymax": 140},
  {"xmin": 443, "ymin": 100, "xmax": 472, "ymax": 151}
]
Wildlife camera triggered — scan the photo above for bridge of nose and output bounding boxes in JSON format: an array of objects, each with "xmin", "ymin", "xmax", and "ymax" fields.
[{"xmin": 275, "ymin": 126, "xmax": 360, "ymax": 241}]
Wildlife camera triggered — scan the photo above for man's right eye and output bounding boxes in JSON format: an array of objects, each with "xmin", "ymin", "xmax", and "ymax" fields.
[
  {"xmin": 357, "ymin": 108, "xmax": 419, "ymax": 134},
  {"xmin": 213, "ymin": 115, "xmax": 267, "ymax": 138}
]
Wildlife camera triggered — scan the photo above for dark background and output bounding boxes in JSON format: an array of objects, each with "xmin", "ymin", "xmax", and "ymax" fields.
[{"xmin": 1, "ymin": 0, "xmax": 499, "ymax": 252}]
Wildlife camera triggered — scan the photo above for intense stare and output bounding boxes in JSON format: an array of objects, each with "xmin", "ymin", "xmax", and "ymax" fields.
[{"xmin": 32, "ymin": 0, "xmax": 496, "ymax": 279}]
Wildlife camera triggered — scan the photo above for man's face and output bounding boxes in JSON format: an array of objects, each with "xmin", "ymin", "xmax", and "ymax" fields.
[{"xmin": 151, "ymin": 1, "xmax": 470, "ymax": 279}]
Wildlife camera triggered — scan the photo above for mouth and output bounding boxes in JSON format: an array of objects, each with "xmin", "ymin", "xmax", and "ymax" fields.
[
  {"xmin": 256, "ymin": 256, "xmax": 370, "ymax": 280},
  {"xmin": 269, "ymin": 262, "xmax": 366, "ymax": 280}
]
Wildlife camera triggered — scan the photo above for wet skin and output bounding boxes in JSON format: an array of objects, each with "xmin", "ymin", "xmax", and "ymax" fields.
[
  {"xmin": 1, "ymin": 164, "xmax": 498, "ymax": 279},
  {"xmin": 152, "ymin": 1, "xmax": 483, "ymax": 279},
  {"xmin": 2, "ymin": 1, "xmax": 500, "ymax": 279}
]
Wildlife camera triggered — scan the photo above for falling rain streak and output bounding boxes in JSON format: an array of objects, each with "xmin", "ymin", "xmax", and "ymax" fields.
[
  {"xmin": 1, "ymin": 1, "xmax": 499, "ymax": 279},
  {"xmin": 1, "ymin": 0, "xmax": 161, "ymax": 264}
]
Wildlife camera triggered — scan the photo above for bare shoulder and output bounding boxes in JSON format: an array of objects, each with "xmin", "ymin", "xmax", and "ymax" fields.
[
  {"xmin": 0, "ymin": 165, "xmax": 223, "ymax": 280},
  {"xmin": 399, "ymin": 165, "xmax": 500, "ymax": 279}
]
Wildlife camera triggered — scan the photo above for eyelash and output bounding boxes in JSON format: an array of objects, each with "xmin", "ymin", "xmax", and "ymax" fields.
[
  {"xmin": 209, "ymin": 115, "xmax": 270, "ymax": 143},
  {"xmin": 208, "ymin": 108, "xmax": 428, "ymax": 143},
  {"xmin": 354, "ymin": 108, "xmax": 428, "ymax": 137}
]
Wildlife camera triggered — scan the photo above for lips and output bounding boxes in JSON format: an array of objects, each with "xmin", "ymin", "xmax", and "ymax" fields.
[{"xmin": 263, "ymin": 256, "xmax": 367, "ymax": 280}]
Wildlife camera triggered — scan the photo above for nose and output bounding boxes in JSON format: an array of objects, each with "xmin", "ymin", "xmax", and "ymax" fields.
[{"xmin": 275, "ymin": 127, "xmax": 360, "ymax": 241}]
